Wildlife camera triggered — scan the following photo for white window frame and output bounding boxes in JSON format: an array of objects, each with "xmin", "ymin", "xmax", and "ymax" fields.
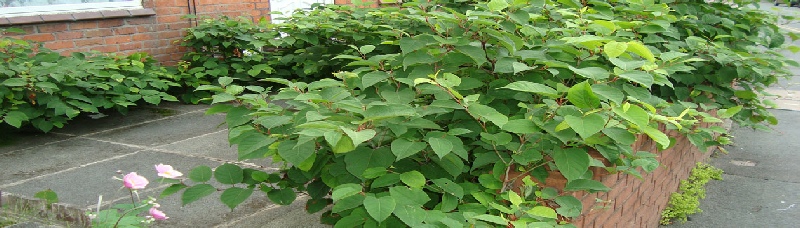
[
  {"xmin": 1, "ymin": 1, "xmax": 142, "ymax": 18},
  {"xmin": 269, "ymin": 0, "xmax": 333, "ymax": 24}
]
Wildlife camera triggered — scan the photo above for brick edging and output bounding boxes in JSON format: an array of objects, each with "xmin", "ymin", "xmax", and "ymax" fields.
[{"xmin": 570, "ymin": 120, "xmax": 729, "ymax": 227}]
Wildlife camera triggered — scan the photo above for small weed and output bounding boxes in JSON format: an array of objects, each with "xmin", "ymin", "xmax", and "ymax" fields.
[{"xmin": 660, "ymin": 163, "xmax": 724, "ymax": 225}]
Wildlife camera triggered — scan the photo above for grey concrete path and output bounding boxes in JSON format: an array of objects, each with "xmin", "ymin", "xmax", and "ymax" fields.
[{"xmin": 0, "ymin": 103, "xmax": 327, "ymax": 228}]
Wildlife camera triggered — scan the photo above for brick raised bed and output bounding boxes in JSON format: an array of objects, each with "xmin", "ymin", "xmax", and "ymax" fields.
[{"xmin": 565, "ymin": 120, "xmax": 725, "ymax": 227}]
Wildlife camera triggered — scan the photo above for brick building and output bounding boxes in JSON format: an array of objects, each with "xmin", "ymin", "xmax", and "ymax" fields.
[{"xmin": 0, "ymin": 0, "xmax": 383, "ymax": 65}]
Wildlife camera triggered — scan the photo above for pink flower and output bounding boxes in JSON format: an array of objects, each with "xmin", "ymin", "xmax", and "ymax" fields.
[
  {"xmin": 149, "ymin": 206, "xmax": 168, "ymax": 220},
  {"xmin": 122, "ymin": 172, "xmax": 149, "ymax": 190},
  {"xmin": 155, "ymin": 164, "xmax": 183, "ymax": 179}
]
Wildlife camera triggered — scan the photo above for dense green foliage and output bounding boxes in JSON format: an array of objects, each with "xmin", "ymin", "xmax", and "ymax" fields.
[
  {"xmin": 0, "ymin": 29, "xmax": 180, "ymax": 132},
  {"xmin": 164, "ymin": 0, "xmax": 795, "ymax": 227},
  {"xmin": 660, "ymin": 162, "xmax": 723, "ymax": 225}
]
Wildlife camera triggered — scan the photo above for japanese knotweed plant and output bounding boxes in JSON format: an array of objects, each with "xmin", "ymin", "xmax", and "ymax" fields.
[
  {"xmin": 164, "ymin": 0, "xmax": 795, "ymax": 227},
  {"xmin": 0, "ymin": 28, "xmax": 180, "ymax": 132}
]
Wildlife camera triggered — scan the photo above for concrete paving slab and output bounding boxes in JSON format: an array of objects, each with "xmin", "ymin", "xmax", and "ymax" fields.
[
  {"xmin": 155, "ymin": 130, "xmax": 278, "ymax": 169},
  {"xmin": 0, "ymin": 149, "xmax": 296, "ymax": 228},
  {"xmin": 0, "ymin": 130, "xmax": 73, "ymax": 156},
  {"xmin": 711, "ymin": 110, "xmax": 800, "ymax": 183},
  {"xmin": 49, "ymin": 107, "xmax": 189, "ymax": 136},
  {"xmin": 665, "ymin": 174, "xmax": 800, "ymax": 228},
  {"xmin": 142, "ymin": 102, "xmax": 211, "ymax": 113},
  {"xmin": 86, "ymin": 111, "xmax": 226, "ymax": 147},
  {"xmin": 0, "ymin": 138, "xmax": 138, "ymax": 187},
  {"xmin": 2, "ymin": 150, "xmax": 231, "ymax": 207}
]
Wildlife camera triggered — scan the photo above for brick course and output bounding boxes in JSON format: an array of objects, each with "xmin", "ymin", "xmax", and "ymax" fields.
[{"xmin": 570, "ymin": 122, "xmax": 720, "ymax": 227}]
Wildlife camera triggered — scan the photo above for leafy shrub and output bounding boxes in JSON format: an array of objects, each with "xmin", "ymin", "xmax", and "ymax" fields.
[
  {"xmin": 167, "ymin": 0, "xmax": 794, "ymax": 227},
  {"xmin": 176, "ymin": 4, "xmax": 420, "ymax": 102},
  {"xmin": 0, "ymin": 29, "xmax": 180, "ymax": 132}
]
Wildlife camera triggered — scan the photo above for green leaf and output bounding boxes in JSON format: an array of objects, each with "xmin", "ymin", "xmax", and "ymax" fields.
[
  {"xmin": 564, "ymin": 114, "xmax": 605, "ymax": 140},
  {"xmin": 456, "ymin": 45, "xmax": 487, "ymax": 67},
  {"xmin": 189, "ymin": 166, "xmax": 213, "ymax": 182},
  {"xmin": 734, "ymin": 90, "xmax": 757, "ymax": 100},
  {"xmin": 236, "ymin": 131, "xmax": 275, "ymax": 160},
  {"xmin": 603, "ymin": 41, "xmax": 628, "ymax": 58},
  {"xmin": 218, "ymin": 77, "xmax": 234, "ymax": 86},
  {"xmin": 362, "ymin": 71, "xmax": 391, "ymax": 89},
  {"xmin": 220, "ymin": 187, "xmax": 253, "ymax": 210},
  {"xmin": 364, "ymin": 195, "xmax": 396, "ymax": 222},
  {"xmin": 393, "ymin": 204, "xmax": 427, "ymax": 227},
  {"xmin": 306, "ymin": 198, "xmax": 332, "ymax": 214},
  {"xmin": 332, "ymin": 135, "xmax": 356, "ymax": 154},
  {"xmin": 399, "ymin": 37, "xmax": 426, "ymax": 54},
  {"xmin": 214, "ymin": 163, "xmax": 244, "ymax": 185},
  {"xmin": 360, "ymin": 45, "xmax": 376, "ymax": 54},
  {"xmin": 372, "ymin": 173, "xmax": 401, "ymax": 189},
  {"xmin": 332, "ymin": 194, "xmax": 365, "ymax": 213},
  {"xmin": 400, "ymin": 171, "xmax": 426, "ymax": 189},
  {"xmin": 226, "ymin": 106, "xmax": 252, "ymax": 127},
  {"xmin": 642, "ymin": 125, "xmax": 670, "ymax": 149},
  {"xmin": 335, "ymin": 215, "xmax": 366, "ymax": 228},
  {"xmin": 432, "ymin": 178, "xmax": 464, "ymax": 199},
  {"xmin": 345, "ymin": 147, "xmax": 395, "ymax": 179},
  {"xmin": 568, "ymin": 66, "xmax": 610, "ymax": 81},
  {"xmin": 552, "ymin": 148, "xmax": 590, "ymax": 181},
  {"xmin": 389, "ymin": 186, "xmax": 430, "ymax": 206},
  {"xmin": 382, "ymin": 89, "xmax": 416, "ymax": 104},
  {"xmin": 182, "ymin": 184, "xmax": 216, "ymax": 206},
  {"xmin": 555, "ymin": 196, "xmax": 582, "ymax": 218},
  {"xmin": 564, "ymin": 179, "xmax": 611, "ymax": 192},
  {"xmin": 391, "ymin": 139, "xmax": 427, "ymax": 161},
  {"xmin": 527, "ymin": 206, "xmax": 557, "ymax": 219},
  {"xmin": 602, "ymin": 127, "xmax": 635, "ymax": 145},
  {"xmin": 332, "ymin": 183, "xmax": 363, "ymax": 201},
  {"xmin": 502, "ymin": 119, "xmax": 540, "ymax": 134},
  {"xmin": 267, "ymin": 188, "xmax": 296, "ymax": 205},
  {"xmin": 468, "ymin": 104, "xmax": 508, "ymax": 127},
  {"xmin": 591, "ymin": 84, "xmax": 624, "ymax": 104},
  {"xmin": 403, "ymin": 51, "xmax": 436, "ymax": 69},
  {"xmin": 718, "ymin": 105, "xmax": 743, "ymax": 119},
  {"xmin": 473, "ymin": 214, "xmax": 508, "ymax": 225},
  {"xmin": 512, "ymin": 148, "xmax": 544, "ymax": 165},
  {"xmin": 34, "ymin": 189, "xmax": 58, "ymax": 204},
  {"xmin": 341, "ymin": 128, "xmax": 376, "ymax": 146},
  {"xmin": 626, "ymin": 41, "xmax": 655, "ymax": 62},
  {"xmin": 2, "ymin": 78, "xmax": 27, "ymax": 87},
  {"xmin": 363, "ymin": 105, "xmax": 416, "ymax": 121},
  {"xmin": 3, "ymin": 111, "xmax": 29, "ymax": 128},
  {"xmin": 608, "ymin": 58, "xmax": 645, "ymax": 71},
  {"xmin": 487, "ymin": 0, "xmax": 510, "ymax": 11},
  {"xmin": 618, "ymin": 71, "xmax": 654, "ymax": 88},
  {"xmin": 160, "ymin": 184, "xmax": 187, "ymax": 198},
  {"xmin": 428, "ymin": 137, "xmax": 453, "ymax": 158},
  {"xmin": 567, "ymin": 81, "xmax": 600, "ymax": 109},
  {"xmin": 613, "ymin": 105, "xmax": 649, "ymax": 127},
  {"xmin": 278, "ymin": 140, "xmax": 316, "ymax": 167},
  {"xmin": 502, "ymin": 81, "xmax": 558, "ymax": 97}
]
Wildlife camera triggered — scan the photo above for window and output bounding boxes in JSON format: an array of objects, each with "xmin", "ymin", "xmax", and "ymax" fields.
[
  {"xmin": 269, "ymin": 0, "xmax": 333, "ymax": 24},
  {"xmin": 1, "ymin": 0, "xmax": 142, "ymax": 17}
]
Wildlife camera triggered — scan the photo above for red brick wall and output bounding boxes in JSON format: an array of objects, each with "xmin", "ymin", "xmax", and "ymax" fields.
[
  {"xmin": 1, "ymin": 0, "xmax": 272, "ymax": 65},
  {"xmin": 568, "ymin": 122, "xmax": 719, "ymax": 227}
]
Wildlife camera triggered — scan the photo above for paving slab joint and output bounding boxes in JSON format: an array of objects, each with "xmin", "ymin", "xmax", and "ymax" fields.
[{"xmin": 1, "ymin": 191, "xmax": 90, "ymax": 227}]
